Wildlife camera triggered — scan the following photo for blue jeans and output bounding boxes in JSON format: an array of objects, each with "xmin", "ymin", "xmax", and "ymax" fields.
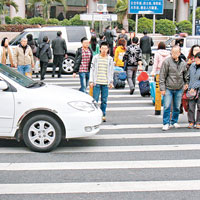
[
  {"xmin": 79, "ymin": 72, "xmax": 90, "ymax": 93},
  {"xmin": 93, "ymin": 84, "xmax": 108, "ymax": 116},
  {"xmin": 163, "ymin": 88, "xmax": 183, "ymax": 125},
  {"xmin": 17, "ymin": 65, "xmax": 31, "ymax": 75}
]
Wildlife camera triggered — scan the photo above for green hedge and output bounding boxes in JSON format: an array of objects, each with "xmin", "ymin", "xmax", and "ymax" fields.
[
  {"xmin": 47, "ymin": 18, "xmax": 60, "ymax": 25},
  {"xmin": 177, "ymin": 20, "xmax": 192, "ymax": 35},
  {"xmin": 138, "ymin": 17, "xmax": 153, "ymax": 33},
  {"xmin": 27, "ymin": 17, "xmax": 46, "ymax": 25},
  {"xmin": 156, "ymin": 19, "xmax": 176, "ymax": 35}
]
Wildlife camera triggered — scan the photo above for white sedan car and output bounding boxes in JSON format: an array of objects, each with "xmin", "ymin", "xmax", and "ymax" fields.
[{"xmin": 0, "ymin": 64, "xmax": 102, "ymax": 152}]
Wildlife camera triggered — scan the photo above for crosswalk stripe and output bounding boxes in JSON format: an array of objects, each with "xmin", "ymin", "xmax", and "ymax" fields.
[
  {"xmin": 107, "ymin": 100, "xmax": 152, "ymax": 104},
  {"xmin": 87, "ymin": 132, "xmax": 200, "ymax": 140},
  {"xmin": 107, "ymin": 107, "xmax": 157, "ymax": 111},
  {"xmin": 108, "ymin": 94, "xmax": 145, "ymax": 98},
  {"xmin": 100, "ymin": 123, "xmax": 188, "ymax": 129},
  {"xmin": 1, "ymin": 159, "xmax": 200, "ymax": 171},
  {"xmin": 1, "ymin": 180, "xmax": 200, "ymax": 194},
  {"xmin": 0, "ymin": 144, "xmax": 200, "ymax": 154}
]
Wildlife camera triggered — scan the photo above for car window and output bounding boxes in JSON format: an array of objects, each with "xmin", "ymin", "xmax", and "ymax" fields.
[
  {"xmin": 0, "ymin": 64, "xmax": 36, "ymax": 88},
  {"xmin": 186, "ymin": 38, "xmax": 200, "ymax": 48},
  {"xmin": 66, "ymin": 27, "xmax": 87, "ymax": 42},
  {"xmin": 10, "ymin": 31, "xmax": 40, "ymax": 46},
  {"xmin": 38, "ymin": 31, "xmax": 58, "ymax": 44}
]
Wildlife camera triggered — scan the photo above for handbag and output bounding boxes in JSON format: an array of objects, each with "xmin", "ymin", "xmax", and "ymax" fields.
[{"xmin": 186, "ymin": 89, "xmax": 198, "ymax": 100}]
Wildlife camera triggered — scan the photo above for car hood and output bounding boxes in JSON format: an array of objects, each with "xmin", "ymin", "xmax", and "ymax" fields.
[{"xmin": 29, "ymin": 84, "xmax": 93, "ymax": 103}]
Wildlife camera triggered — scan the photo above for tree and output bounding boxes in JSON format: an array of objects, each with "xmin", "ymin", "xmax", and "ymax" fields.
[
  {"xmin": 115, "ymin": 0, "xmax": 129, "ymax": 32},
  {"xmin": 28, "ymin": 0, "xmax": 67, "ymax": 19},
  {"xmin": 0, "ymin": 0, "xmax": 18, "ymax": 24}
]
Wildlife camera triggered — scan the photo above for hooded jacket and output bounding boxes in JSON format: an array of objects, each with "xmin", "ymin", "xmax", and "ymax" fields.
[
  {"xmin": 114, "ymin": 46, "xmax": 126, "ymax": 67},
  {"xmin": 151, "ymin": 49, "xmax": 170, "ymax": 75},
  {"xmin": 36, "ymin": 42, "xmax": 52, "ymax": 63}
]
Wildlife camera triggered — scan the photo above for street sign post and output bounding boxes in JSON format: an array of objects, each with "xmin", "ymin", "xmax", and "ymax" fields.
[{"xmin": 128, "ymin": 0, "xmax": 164, "ymax": 14}]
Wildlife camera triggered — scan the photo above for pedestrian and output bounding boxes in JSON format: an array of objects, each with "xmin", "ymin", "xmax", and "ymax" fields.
[
  {"xmin": 159, "ymin": 45, "xmax": 189, "ymax": 131},
  {"xmin": 13, "ymin": 37, "xmax": 34, "ymax": 77},
  {"xmin": 90, "ymin": 28, "xmax": 96, "ymax": 37},
  {"xmin": 151, "ymin": 42, "xmax": 170, "ymax": 77},
  {"xmin": 98, "ymin": 34, "xmax": 105, "ymax": 46},
  {"xmin": 187, "ymin": 52, "xmax": 200, "ymax": 129},
  {"xmin": 114, "ymin": 38, "xmax": 126, "ymax": 68},
  {"xmin": 36, "ymin": 36, "xmax": 52, "ymax": 80},
  {"xmin": 52, "ymin": 31, "xmax": 67, "ymax": 78},
  {"xmin": 117, "ymin": 28, "xmax": 128, "ymax": 42},
  {"xmin": 89, "ymin": 42, "xmax": 114, "ymax": 122},
  {"xmin": 127, "ymin": 32, "xmax": 135, "ymax": 46},
  {"xmin": 104, "ymin": 25, "xmax": 114, "ymax": 57},
  {"xmin": 140, "ymin": 30, "xmax": 154, "ymax": 72},
  {"xmin": 187, "ymin": 45, "xmax": 200, "ymax": 69},
  {"xmin": 26, "ymin": 34, "xmax": 39, "ymax": 78},
  {"xmin": 89, "ymin": 36, "xmax": 100, "ymax": 56},
  {"xmin": 112, "ymin": 25, "xmax": 118, "ymax": 42},
  {"xmin": 0, "ymin": 37, "xmax": 14, "ymax": 67},
  {"xmin": 73, "ymin": 37, "xmax": 93, "ymax": 93},
  {"xmin": 123, "ymin": 37, "xmax": 142, "ymax": 95}
]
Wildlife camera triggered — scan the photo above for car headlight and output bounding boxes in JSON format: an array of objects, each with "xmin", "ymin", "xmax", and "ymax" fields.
[{"xmin": 68, "ymin": 101, "xmax": 95, "ymax": 112}]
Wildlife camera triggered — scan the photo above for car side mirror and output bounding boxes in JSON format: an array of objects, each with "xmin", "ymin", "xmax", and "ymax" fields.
[{"xmin": 0, "ymin": 81, "xmax": 8, "ymax": 91}]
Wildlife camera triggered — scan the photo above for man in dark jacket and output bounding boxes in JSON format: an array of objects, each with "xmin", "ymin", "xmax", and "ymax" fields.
[
  {"xmin": 73, "ymin": 37, "xmax": 93, "ymax": 93},
  {"xmin": 52, "ymin": 31, "xmax": 67, "ymax": 78},
  {"xmin": 140, "ymin": 30, "xmax": 154, "ymax": 72},
  {"xmin": 117, "ymin": 28, "xmax": 128, "ymax": 42},
  {"xmin": 159, "ymin": 45, "xmax": 189, "ymax": 131},
  {"xmin": 36, "ymin": 36, "xmax": 52, "ymax": 80},
  {"xmin": 104, "ymin": 26, "xmax": 114, "ymax": 57}
]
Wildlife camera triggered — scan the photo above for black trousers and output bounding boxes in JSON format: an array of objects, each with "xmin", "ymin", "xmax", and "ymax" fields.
[
  {"xmin": 188, "ymin": 97, "xmax": 200, "ymax": 124},
  {"xmin": 109, "ymin": 43, "xmax": 113, "ymax": 57},
  {"xmin": 53, "ymin": 55, "xmax": 64, "ymax": 77},
  {"xmin": 40, "ymin": 61, "xmax": 48, "ymax": 80}
]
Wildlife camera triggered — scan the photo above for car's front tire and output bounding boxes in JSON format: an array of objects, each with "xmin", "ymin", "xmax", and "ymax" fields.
[{"xmin": 22, "ymin": 114, "xmax": 62, "ymax": 152}]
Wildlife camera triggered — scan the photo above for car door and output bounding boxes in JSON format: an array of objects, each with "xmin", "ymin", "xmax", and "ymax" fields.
[{"xmin": 0, "ymin": 79, "xmax": 15, "ymax": 133}]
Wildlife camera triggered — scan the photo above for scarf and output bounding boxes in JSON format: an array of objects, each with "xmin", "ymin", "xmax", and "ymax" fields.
[{"xmin": 1, "ymin": 47, "xmax": 14, "ymax": 67}]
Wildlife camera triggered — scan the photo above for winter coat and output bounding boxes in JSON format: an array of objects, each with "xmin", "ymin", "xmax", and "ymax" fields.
[
  {"xmin": 188, "ymin": 63, "xmax": 200, "ymax": 90},
  {"xmin": 52, "ymin": 36, "xmax": 67, "ymax": 56},
  {"xmin": 114, "ymin": 46, "xmax": 126, "ymax": 67},
  {"xmin": 36, "ymin": 42, "xmax": 52, "ymax": 63},
  {"xmin": 13, "ymin": 44, "xmax": 34, "ymax": 66},
  {"xmin": 73, "ymin": 47, "xmax": 93, "ymax": 73},
  {"xmin": 140, "ymin": 35, "xmax": 154, "ymax": 54},
  {"xmin": 151, "ymin": 49, "xmax": 170, "ymax": 75},
  {"xmin": 123, "ymin": 44, "xmax": 142, "ymax": 67},
  {"xmin": 159, "ymin": 56, "xmax": 189, "ymax": 91},
  {"xmin": 104, "ymin": 29, "xmax": 114, "ymax": 45},
  {"xmin": 118, "ymin": 34, "xmax": 128, "ymax": 42}
]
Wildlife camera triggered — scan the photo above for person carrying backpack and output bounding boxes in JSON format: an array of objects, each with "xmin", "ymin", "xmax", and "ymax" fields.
[{"xmin": 123, "ymin": 37, "xmax": 142, "ymax": 95}]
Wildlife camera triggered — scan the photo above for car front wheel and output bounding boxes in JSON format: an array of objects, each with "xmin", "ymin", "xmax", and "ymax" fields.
[
  {"xmin": 62, "ymin": 56, "xmax": 75, "ymax": 74},
  {"xmin": 22, "ymin": 114, "xmax": 62, "ymax": 152}
]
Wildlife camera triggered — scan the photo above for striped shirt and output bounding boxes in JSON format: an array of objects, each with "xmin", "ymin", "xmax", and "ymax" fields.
[
  {"xmin": 79, "ymin": 48, "xmax": 91, "ymax": 72},
  {"xmin": 96, "ymin": 56, "xmax": 108, "ymax": 85}
]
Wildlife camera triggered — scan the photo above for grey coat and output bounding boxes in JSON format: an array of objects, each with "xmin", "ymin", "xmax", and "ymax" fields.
[
  {"xmin": 89, "ymin": 55, "xmax": 114, "ymax": 85},
  {"xmin": 159, "ymin": 56, "xmax": 189, "ymax": 91},
  {"xmin": 52, "ymin": 36, "xmax": 67, "ymax": 56}
]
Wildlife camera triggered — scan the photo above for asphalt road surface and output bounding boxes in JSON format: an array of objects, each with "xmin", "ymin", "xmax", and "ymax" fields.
[{"xmin": 1, "ymin": 72, "xmax": 200, "ymax": 200}]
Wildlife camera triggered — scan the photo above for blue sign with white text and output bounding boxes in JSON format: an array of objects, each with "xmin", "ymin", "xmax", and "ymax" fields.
[{"xmin": 129, "ymin": 0, "xmax": 164, "ymax": 14}]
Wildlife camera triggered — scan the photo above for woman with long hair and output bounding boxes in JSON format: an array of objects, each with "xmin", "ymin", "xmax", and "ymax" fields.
[
  {"xmin": 187, "ymin": 44, "xmax": 200, "ymax": 68},
  {"xmin": 0, "ymin": 37, "xmax": 14, "ymax": 67},
  {"xmin": 89, "ymin": 36, "xmax": 100, "ymax": 56},
  {"xmin": 114, "ymin": 38, "xmax": 126, "ymax": 68}
]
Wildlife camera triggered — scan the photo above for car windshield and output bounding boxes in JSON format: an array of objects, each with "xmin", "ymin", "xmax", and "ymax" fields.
[{"xmin": 0, "ymin": 64, "xmax": 38, "ymax": 88}]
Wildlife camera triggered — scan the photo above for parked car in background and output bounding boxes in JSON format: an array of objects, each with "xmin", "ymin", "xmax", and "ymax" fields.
[
  {"xmin": 9, "ymin": 26, "xmax": 91, "ymax": 74},
  {"xmin": 0, "ymin": 64, "xmax": 102, "ymax": 152}
]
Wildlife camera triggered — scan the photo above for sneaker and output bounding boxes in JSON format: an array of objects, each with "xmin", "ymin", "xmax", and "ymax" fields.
[
  {"xmin": 170, "ymin": 123, "xmax": 180, "ymax": 128},
  {"xmin": 196, "ymin": 123, "xmax": 200, "ymax": 129},
  {"xmin": 102, "ymin": 116, "xmax": 106, "ymax": 122},
  {"xmin": 188, "ymin": 123, "xmax": 194, "ymax": 129},
  {"xmin": 162, "ymin": 124, "xmax": 169, "ymax": 131}
]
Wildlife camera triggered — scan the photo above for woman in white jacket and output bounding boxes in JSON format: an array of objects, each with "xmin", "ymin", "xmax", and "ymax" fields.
[{"xmin": 0, "ymin": 37, "xmax": 14, "ymax": 67}]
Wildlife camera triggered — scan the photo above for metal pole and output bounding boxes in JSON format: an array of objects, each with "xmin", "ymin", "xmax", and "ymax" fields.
[
  {"xmin": 153, "ymin": 14, "xmax": 156, "ymax": 35},
  {"xmin": 172, "ymin": 0, "xmax": 176, "ymax": 24},
  {"xmin": 192, "ymin": 0, "xmax": 197, "ymax": 36},
  {"xmin": 135, "ymin": 14, "xmax": 138, "ymax": 35}
]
